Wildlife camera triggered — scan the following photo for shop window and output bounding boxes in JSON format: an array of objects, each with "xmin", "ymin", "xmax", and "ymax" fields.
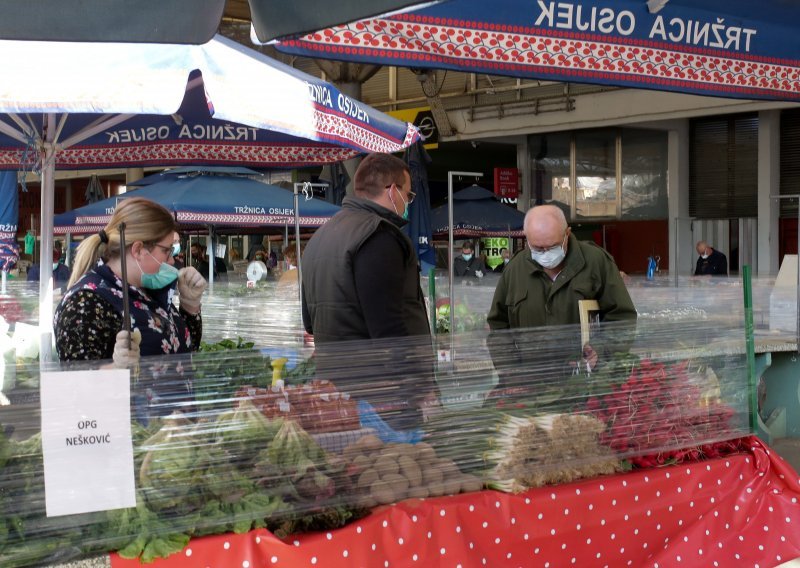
[
  {"xmin": 689, "ymin": 114, "xmax": 757, "ymax": 219},
  {"xmin": 529, "ymin": 128, "xmax": 667, "ymax": 221},
  {"xmin": 529, "ymin": 132, "xmax": 571, "ymax": 218},
  {"xmin": 575, "ymin": 129, "xmax": 618, "ymax": 219},
  {"xmin": 621, "ymin": 129, "xmax": 668, "ymax": 219}
]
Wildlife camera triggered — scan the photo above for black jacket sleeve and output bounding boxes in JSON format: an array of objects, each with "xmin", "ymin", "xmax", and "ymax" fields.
[{"xmin": 352, "ymin": 228, "xmax": 412, "ymax": 338}]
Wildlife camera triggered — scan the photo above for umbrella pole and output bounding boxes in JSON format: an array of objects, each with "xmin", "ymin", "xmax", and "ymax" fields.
[
  {"xmin": 446, "ymin": 171, "xmax": 482, "ymax": 350},
  {"xmin": 207, "ymin": 229, "xmax": 214, "ymax": 292},
  {"xmin": 293, "ymin": 184, "xmax": 303, "ymax": 313},
  {"xmin": 39, "ymin": 117, "xmax": 57, "ymax": 364}
]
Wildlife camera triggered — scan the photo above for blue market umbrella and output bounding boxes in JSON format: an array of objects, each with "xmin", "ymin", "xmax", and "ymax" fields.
[
  {"xmin": 277, "ymin": 0, "xmax": 800, "ymax": 102},
  {"xmin": 128, "ymin": 166, "xmax": 262, "ymax": 187},
  {"xmin": 430, "ymin": 185, "xmax": 525, "ymax": 237},
  {"xmin": 54, "ymin": 171, "xmax": 341, "ymax": 235},
  {"xmin": 404, "ymin": 140, "xmax": 436, "ymax": 269}
]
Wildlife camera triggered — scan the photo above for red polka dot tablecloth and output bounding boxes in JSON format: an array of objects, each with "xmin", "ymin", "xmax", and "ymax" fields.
[{"xmin": 111, "ymin": 436, "xmax": 800, "ymax": 568}]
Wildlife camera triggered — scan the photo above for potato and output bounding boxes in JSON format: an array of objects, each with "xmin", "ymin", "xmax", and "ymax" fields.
[
  {"xmin": 414, "ymin": 443, "xmax": 437, "ymax": 462},
  {"xmin": 427, "ymin": 480, "xmax": 445, "ymax": 497},
  {"xmin": 460, "ymin": 475, "xmax": 483, "ymax": 493},
  {"xmin": 352, "ymin": 454, "xmax": 372, "ymax": 470},
  {"xmin": 356, "ymin": 434, "xmax": 384, "ymax": 452},
  {"xmin": 370, "ymin": 479, "xmax": 396, "ymax": 505},
  {"xmin": 357, "ymin": 468, "xmax": 379, "ymax": 489},
  {"xmin": 437, "ymin": 459, "xmax": 461, "ymax": 477},
  {"xmin": 373, "ymin": 455, "xmax": 400, "ymax": 477},
  {"xmin": 442, "ymin": 477, "xmax": 461, "ymax": 495},
  {"xmin": 407, "ymin": 486, "xmax": 429, "ymax": 499},
  {"xmin": 398, "ymin": 455, "xmax": 423, "ymax": 487},
  {"xmin": 422, "ymin": 466, "xmax": 443, "ymax": 485},
  {"xmin": 382, "ymin": 473, "xmax": 410, "ymax": 495},
  {"xmin": 390, "ymin": 443, "xmax": 416, "ymax": 456}
]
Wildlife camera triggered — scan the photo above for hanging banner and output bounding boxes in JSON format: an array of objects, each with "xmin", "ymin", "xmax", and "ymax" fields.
[{"xmin": 277, "ymin": 0, "xmax": 800, "ymax": 102}]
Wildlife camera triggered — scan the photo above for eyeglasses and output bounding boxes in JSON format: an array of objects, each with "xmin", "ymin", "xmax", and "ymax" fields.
[
  {"xmin": 152, "ymin": 242, "xmax": 181, "ymax": 257},
  {"xmin": 527, "ymin": 233, "xmax": 567, "ymax": 254},
  {"xmin": 386, "ymin": 183, "xmax": 416, "ymax": 205}
]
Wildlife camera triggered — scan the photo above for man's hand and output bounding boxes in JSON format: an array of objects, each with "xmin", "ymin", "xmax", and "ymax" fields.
[
  {"xmin": 177, "ymin": 267, "xmax": 206, "ymax": 314},
  {"xmin": 113, "ymin": 328, "xmax": 142, "ymax": 369},
  {"xmin": 582, "ymin": 343, "xmax": 599, "ymax": 372}
]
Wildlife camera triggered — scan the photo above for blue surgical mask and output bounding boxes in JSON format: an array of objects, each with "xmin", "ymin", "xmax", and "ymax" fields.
[
  {"xmin": 389, "ymin": 186, "xmax": 410, "ymax": 220},
  {"xmin": 462, "ymin": 253, "xmax": 473, "ymax": 261},
  {"xmin": 137, "ymin": 251, "xmax": 179, "ymax": 289}
]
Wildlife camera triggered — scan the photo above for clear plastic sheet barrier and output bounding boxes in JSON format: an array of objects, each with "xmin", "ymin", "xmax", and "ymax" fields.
[{"xmin": 0, "ymin": 279, "xmax": 761, "ymax": 566}]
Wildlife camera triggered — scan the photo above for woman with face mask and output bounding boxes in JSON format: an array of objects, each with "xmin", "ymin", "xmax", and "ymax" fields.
[{"xmin": 54, "ymin": 198, "xmax": 207, "ymax": 367}]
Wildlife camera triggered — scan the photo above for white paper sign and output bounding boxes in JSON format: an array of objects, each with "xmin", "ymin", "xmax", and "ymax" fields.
[{"xmin": 40, "ymin": 369, "xmax": 136, "ymax": 517}]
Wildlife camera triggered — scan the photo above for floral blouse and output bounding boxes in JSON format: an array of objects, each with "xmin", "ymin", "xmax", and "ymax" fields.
[{"xmin": 54, "ymin": 260, "xmax": 202, "ymax": 361}]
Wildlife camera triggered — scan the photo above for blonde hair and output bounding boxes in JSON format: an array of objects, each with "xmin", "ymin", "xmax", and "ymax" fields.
[
  {"xmin": 283, "ymin": 243, "xmax": 305, "ymax": 265},
  {"xmin": 68, "ymin": 197, "xmax": 178, "ymax": 287}
]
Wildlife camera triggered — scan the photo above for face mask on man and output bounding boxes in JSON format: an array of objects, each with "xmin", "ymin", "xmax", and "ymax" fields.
[
  {"xmin": 701, "ymin": 250, "xmax": 710, "ymax": 260},
  {"xmin": 462, "ymin": 253, "xmax": 473, "ymax": 261},
  {"xmin": 389, "ymin": 185, "xmax": 410, "ymax": 220},
  {"xmin": 137, "ymin": 250, "xmax": 179, "ymax": 289},
  {"xmin": 530, "ymin": 234, "xmax": 567, "ymax": 269}
]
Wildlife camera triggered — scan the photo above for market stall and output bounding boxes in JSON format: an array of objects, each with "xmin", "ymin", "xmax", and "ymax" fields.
[{"xmin": 0, "ymin": 279, "xmax": 798, "ymax": 567}]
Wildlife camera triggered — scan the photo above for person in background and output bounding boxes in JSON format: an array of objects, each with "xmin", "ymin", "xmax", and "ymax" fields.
[
  {"xmin": 694, "ymin": 241, "xmax": 728, "ymax": 276},
  {"xmin": 492, "ymin": 247, "xmax": 511, "ymax": 273},
  {"xmin": 54, "ymin": 197, "xmax": 206, "ymax": 367},
  {"xmin": 277, "ymin": 244, "xmax": 302, "ymax": 289},
  {"xmin": 487, "ymin": 204, "xmax": 636, "ymax": 385},
  {"xmin": 302, "ymin": 152, "xmax": 437, "ymax": 432},
  {"xmin": 453, "ymin": 240, "xmax": 484, "ymax": 280},
  {"xmin": 190, "ymin": 242, "xmax": 227, "ymax": 281},
  {"xmin": 27, "ymin": 248, "xmax": 71, "ymax": 284}
]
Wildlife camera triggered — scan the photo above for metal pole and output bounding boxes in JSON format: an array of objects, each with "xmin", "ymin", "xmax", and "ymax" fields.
[
  {"xmin": 39, "ymin": 114, "xmax": 57, "ymax": 363},
  {"xmin": 293, "ymin": 184, "xmax": 303, "ymax": 310},
  {"xmin": 206, "ymin": 230, "xmax": 214, "ymax": 291},
  {"xmin": 447, "ymin": 171, "xmax": 482, "ymax": 349},
  {"xmin": 743, "ymin": 265, "xmax": 758, "ymax": 433},
  {"xmin": 673, "ymin": 217, "xmax": 680, "ymax": 287},
  {"xmin": 118, "ymin": 223, "xmax": 131, "ymax": 349},
  {"xmin": 293, "ymin": 183, "xmax": 329, "ymax": 329}
]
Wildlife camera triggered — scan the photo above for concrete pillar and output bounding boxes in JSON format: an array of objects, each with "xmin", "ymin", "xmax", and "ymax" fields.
[
  {"xmin": 126, "ymin": 168, "xmax": 144, "ymax": 186},
  {"xmin": 758, "ymin": 110, "xmax": 781, "ymax": 276},
  {"xmin": 667, "ymin": 121, "xmax": 691, "ymax": 277}
]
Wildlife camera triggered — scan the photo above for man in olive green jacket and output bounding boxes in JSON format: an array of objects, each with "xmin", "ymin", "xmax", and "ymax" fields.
[{"xmin": 487, "ymin": 205, "xmax": 636, "ymax": 385}]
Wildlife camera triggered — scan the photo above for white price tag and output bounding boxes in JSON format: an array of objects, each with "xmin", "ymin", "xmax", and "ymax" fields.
[{"xmin": 40, "ymin": 369, "xmax": 136, "ymax": 517}]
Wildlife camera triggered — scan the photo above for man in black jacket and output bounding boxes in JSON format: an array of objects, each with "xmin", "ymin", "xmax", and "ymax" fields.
[
  {"xmin": 694, "ymin": 241, "xmax": 728, "ymax": 276},
  {"xmin": 453, "ymin": 240, "xmax": 484, "ymax": 280},
  {"xmin": 302, "ymin": 152, "xmax": 437, "ymax": 431}
]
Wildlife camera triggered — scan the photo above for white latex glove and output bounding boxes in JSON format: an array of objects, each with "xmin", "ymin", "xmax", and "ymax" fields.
[
  {"xmin": 475, "ymin": 269, "xmax": 484, "ymax": 278},
  {"xmin": 177, "ymin": 267, "xmax": 207, "ymax": 313},
  {"xmin": 113, "ymin": 328, "xmax": 142, "ymax": 369}
]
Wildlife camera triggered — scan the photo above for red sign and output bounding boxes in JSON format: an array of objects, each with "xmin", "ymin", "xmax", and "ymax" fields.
[{"xmin": 494, "ymin": 167, "xmax": 519, "ymax": 199}]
